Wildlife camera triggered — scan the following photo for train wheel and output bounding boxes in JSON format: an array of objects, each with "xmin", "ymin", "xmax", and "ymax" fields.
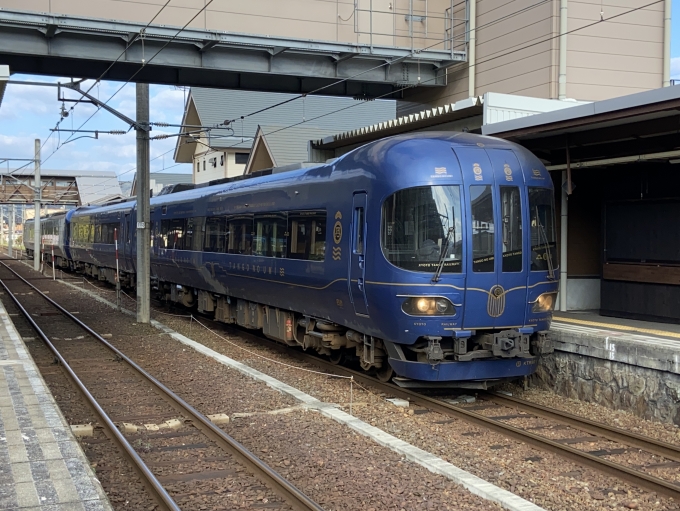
[
  {"xmin": 376, "ymin": 364, "xmax": 394, "ymax": 382},
  {"xmin": 329, "ymin": 349, "xmax": 344, "ymax": 365}
]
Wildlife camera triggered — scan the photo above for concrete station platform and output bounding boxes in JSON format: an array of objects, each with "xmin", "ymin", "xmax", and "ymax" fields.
[
  {"xmin": 0, "ymin": 300, "xmax": 112, "ymax": 510},
  {"xmin": 543, "ymin": 312, "xmax": 680, "ymax": 425}
]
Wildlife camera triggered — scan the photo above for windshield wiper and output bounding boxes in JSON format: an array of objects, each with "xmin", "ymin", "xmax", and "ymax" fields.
[
  {"xmin": 432, "ymin": 226, "xmax": 455, "ymax": 283},
  {"xmin": 535, "ymin": 206, "xmax": 556, "ymax": 280}
]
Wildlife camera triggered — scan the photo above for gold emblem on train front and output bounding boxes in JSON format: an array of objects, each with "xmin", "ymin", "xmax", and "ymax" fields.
[
  {"xmin": 503, "ymin": 164, "xmax": 513, "ymax": 182},
  {"xmin": 473, "ymin": 163, "xmax": 483, "ymax": 181},
  {"xmin": 487, "ymin": 285, "xmax": 506, "ymax": 318}
]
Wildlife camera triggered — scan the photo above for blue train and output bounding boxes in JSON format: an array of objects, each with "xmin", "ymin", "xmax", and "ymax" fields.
[{"xmin": 25, "ymin": 133, "xmax": 558, "ymax": 386}]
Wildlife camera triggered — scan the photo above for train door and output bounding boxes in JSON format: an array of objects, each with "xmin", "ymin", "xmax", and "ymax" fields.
[
  {"xmin": 487, "ymin": 149, "xmax": 528, "ymax": 327},
  {"xmin": 123, "ymin": 213, "xmax": 131, "ymax": 267},
  {"xmin": 348, "ymin": 192, "xmax": 369, "ymax": 316},
  {"xmin": 455, "ymin": 147, "xmax": 497, "ymax": 329}
]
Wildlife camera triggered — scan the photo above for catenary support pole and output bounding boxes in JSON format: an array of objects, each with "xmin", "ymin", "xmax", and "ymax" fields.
[
  {"xmin": 8, "ymin": 204, "xmax": 13, "ymax": 258},
  {"xmin": 115, "ymin": 227, "xmax": 121, "ymax": 310},
  {"xmin": 558, "ymin": 0, "xmax": 568, "ymax": 99},
  {"xmin": 560, "ymin": 170, "xmax": 568, "ymax": 312},
  {"xmin": 34, "ymin": 139, "xmax": 41, "ymax": 272},
  {"xmin": 136, "ymin": 83, "xmax": 151, "ymax": 324}
]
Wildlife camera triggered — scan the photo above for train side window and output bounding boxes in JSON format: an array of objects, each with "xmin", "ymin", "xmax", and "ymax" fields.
[
  {"xmin": 227, "ymin": 216, "xmax": 253, "ymax": 255},
  {"xmin": 204, "ymin": 216, "xmax": 226, "ymax": 253},
  {"xmin": 354, "ymin": 207, "xmax": 364, "ymax": 254},
  {"xmin": 470, "ymin": 185, "xmax": 495, "ymax": 273},
  {"xmin": 288, "ymin": 211, "xmax": 326, "ymax": 261},
  {"xmin": 253, "ymin": 213, "xmax": 287, "ymax": 258},
  {"xmin": 161, "ymin": 218, "xmax": 185, "ymax": 249},
  {"xmin": 528, "ymin": 187, "xmax": 558, "ymax": 271},
  {"xmin": 500, "ymin": 186, "xmax": 522, "ymax": 272}
]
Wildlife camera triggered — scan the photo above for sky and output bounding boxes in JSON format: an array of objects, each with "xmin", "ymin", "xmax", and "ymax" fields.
[
  {"xmin": 0, "ymin": 77, "xmax": 191, "ymax": 183},
  {"xmin": 672, "ymin": 1, "xmax": 680, "ymax": 80},
  {"xmin": 2, "ymin": 7, "xmax": 680, "ymax": 185}
]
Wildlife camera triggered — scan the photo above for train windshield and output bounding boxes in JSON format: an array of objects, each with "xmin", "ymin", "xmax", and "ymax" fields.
[
  {"xmin": 528, "ymin": 187, "xmax": 558, "ymax": 272},
  {"xmin": 382, "ymin": 186, "xmax": 463, "ymax": 273}
]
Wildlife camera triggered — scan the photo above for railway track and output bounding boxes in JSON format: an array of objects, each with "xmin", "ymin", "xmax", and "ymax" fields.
[
  {"xmin": 12, "ymin": 256, "xmax": 680, "ymax": 502},
  {"xmin": 0, "ymin": 260, "xmax": 324, "ymax": 511},
  {"xmin": 204, "ymin": 322, "xmax": 680, "ymax": 501}
]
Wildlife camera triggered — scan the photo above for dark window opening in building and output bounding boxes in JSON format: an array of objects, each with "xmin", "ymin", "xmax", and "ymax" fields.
[{"xmin": 235, "ymin": 153, "xmax": 249, "ymax": 165}]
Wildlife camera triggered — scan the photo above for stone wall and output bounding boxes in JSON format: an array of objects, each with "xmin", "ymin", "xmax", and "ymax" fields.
[{"xmin": 535, "ymin": 351, "xmax": 680, "ymax": 425}]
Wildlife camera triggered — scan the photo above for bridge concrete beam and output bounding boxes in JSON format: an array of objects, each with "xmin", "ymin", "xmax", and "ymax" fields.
[{"xmin": 0, "ymin": 9, "xmax": 466, "ymax": 96}]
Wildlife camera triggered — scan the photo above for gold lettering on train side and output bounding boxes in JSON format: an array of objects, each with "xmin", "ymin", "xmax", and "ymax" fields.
[{"xmin": 279, "ymin": 268, "xmax": 285, "ymax": 276}]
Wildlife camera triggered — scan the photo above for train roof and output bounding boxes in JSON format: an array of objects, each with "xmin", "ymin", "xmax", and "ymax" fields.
[{"xmin": 67, "ymin": 132, "xmax": 544, "ymax": 217}]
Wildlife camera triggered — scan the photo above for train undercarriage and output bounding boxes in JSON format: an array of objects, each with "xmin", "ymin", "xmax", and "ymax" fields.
[{"xmin": 28, "ymin": 250, "xmax": 551, "ymax": 384}]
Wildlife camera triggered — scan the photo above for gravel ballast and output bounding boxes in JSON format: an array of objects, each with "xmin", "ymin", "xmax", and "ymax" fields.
[{"xmin": 11, "ymin": 258, "xmax": 680, "ymax": 510}]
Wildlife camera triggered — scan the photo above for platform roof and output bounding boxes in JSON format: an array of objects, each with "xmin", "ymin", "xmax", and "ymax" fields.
[
  {"xmin": 1, "ymin": 169, "xmax": 122, "ymax": 205},
  {"xmin": 482, "ymin": 86, "xmax": 680, "ymax": 169}
]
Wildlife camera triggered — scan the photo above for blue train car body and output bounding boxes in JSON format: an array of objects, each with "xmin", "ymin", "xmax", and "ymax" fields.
[{"xmin": 27, "ymin": 133, "xmax": 558, "ymax": 386}]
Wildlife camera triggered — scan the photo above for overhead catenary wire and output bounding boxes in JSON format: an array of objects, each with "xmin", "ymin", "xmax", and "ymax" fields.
[
  {"xmin": 33, "ymin": 0, "xmax": 660, "ymax": 193},
  {"xmin": 47, "ymin": 0, "xmax": 660, "ymax": 195},
  {"xmin": 36, "ymin": 0, "xmax": 557, "ymax": 170},
  {"xmin": 218, "ymin": 0, "xmax": 553, "ymax": 129},
  {"xmin": 196, "ymin": 0, "xmax": 664, "ymax": 159},
  {"xmin": 9, "ymin": 0, "xmax": 173, "ymax": 174},
  {"xmin": 57, "ymin": 0, "xmax": 173, "ymax": 120},
  {"xmin": 41, "ymin": 0, "xmax": 215, "ymax": 167}
]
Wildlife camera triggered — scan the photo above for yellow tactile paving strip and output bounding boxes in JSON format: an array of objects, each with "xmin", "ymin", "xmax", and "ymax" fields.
[{"xmin": 553, "ymin": 315, "xmax": 680, "ymax": 340}]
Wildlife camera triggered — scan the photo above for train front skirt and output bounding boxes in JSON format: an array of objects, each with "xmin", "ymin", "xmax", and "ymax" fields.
[{"xmin": 388, "ymin": 355, "xmax": 539, "ymax": 383}]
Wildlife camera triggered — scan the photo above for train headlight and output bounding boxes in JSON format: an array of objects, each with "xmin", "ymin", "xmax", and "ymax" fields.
[
  {"xmin": 416, "ymin": 298, "xmax": 430, "ymax": 313},
  {"xmin": 435, "ymin": 298, "xmax": 449, "ymax": 313},
  {"xmin": 402, "ymin": 297, "xmax": 456, "ymax": 316},
  {"xmin": 532, "ymin": 292, "xmax": 557, "ymax": 313}
]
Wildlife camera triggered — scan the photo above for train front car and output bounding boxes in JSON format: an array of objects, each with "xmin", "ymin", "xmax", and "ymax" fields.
[{"xmin": 361, "ymin": 133, "xmax": 558, "ymax": 385}]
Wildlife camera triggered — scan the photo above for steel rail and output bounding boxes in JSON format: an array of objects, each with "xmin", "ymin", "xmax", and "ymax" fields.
[
  {"xmin": 483, "ymin": 392, "xmax": 680, "ymax": 463},
  {"xmin": 219, "ymin": 327, "xmax": 680, "ymax": 500},
  {"xmin": 0, "ymin": 261, "xmax": 324, "ymax": 511},
  {"xmin": 0, "ymin": 266, "xmax": 181, "ymax": 511}
]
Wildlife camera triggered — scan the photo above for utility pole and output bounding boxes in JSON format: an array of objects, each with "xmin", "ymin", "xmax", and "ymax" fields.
[
  {"xmin": 34, "ymin": 139, "xmax": 41, "ymax": 272},
  {"xmin": 136, "ymin": 84, "xmax": 151, "ymax": 323},
  {"xmin": 8, "ymin": 204, "xmax": 14, "ymax": 258}
]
